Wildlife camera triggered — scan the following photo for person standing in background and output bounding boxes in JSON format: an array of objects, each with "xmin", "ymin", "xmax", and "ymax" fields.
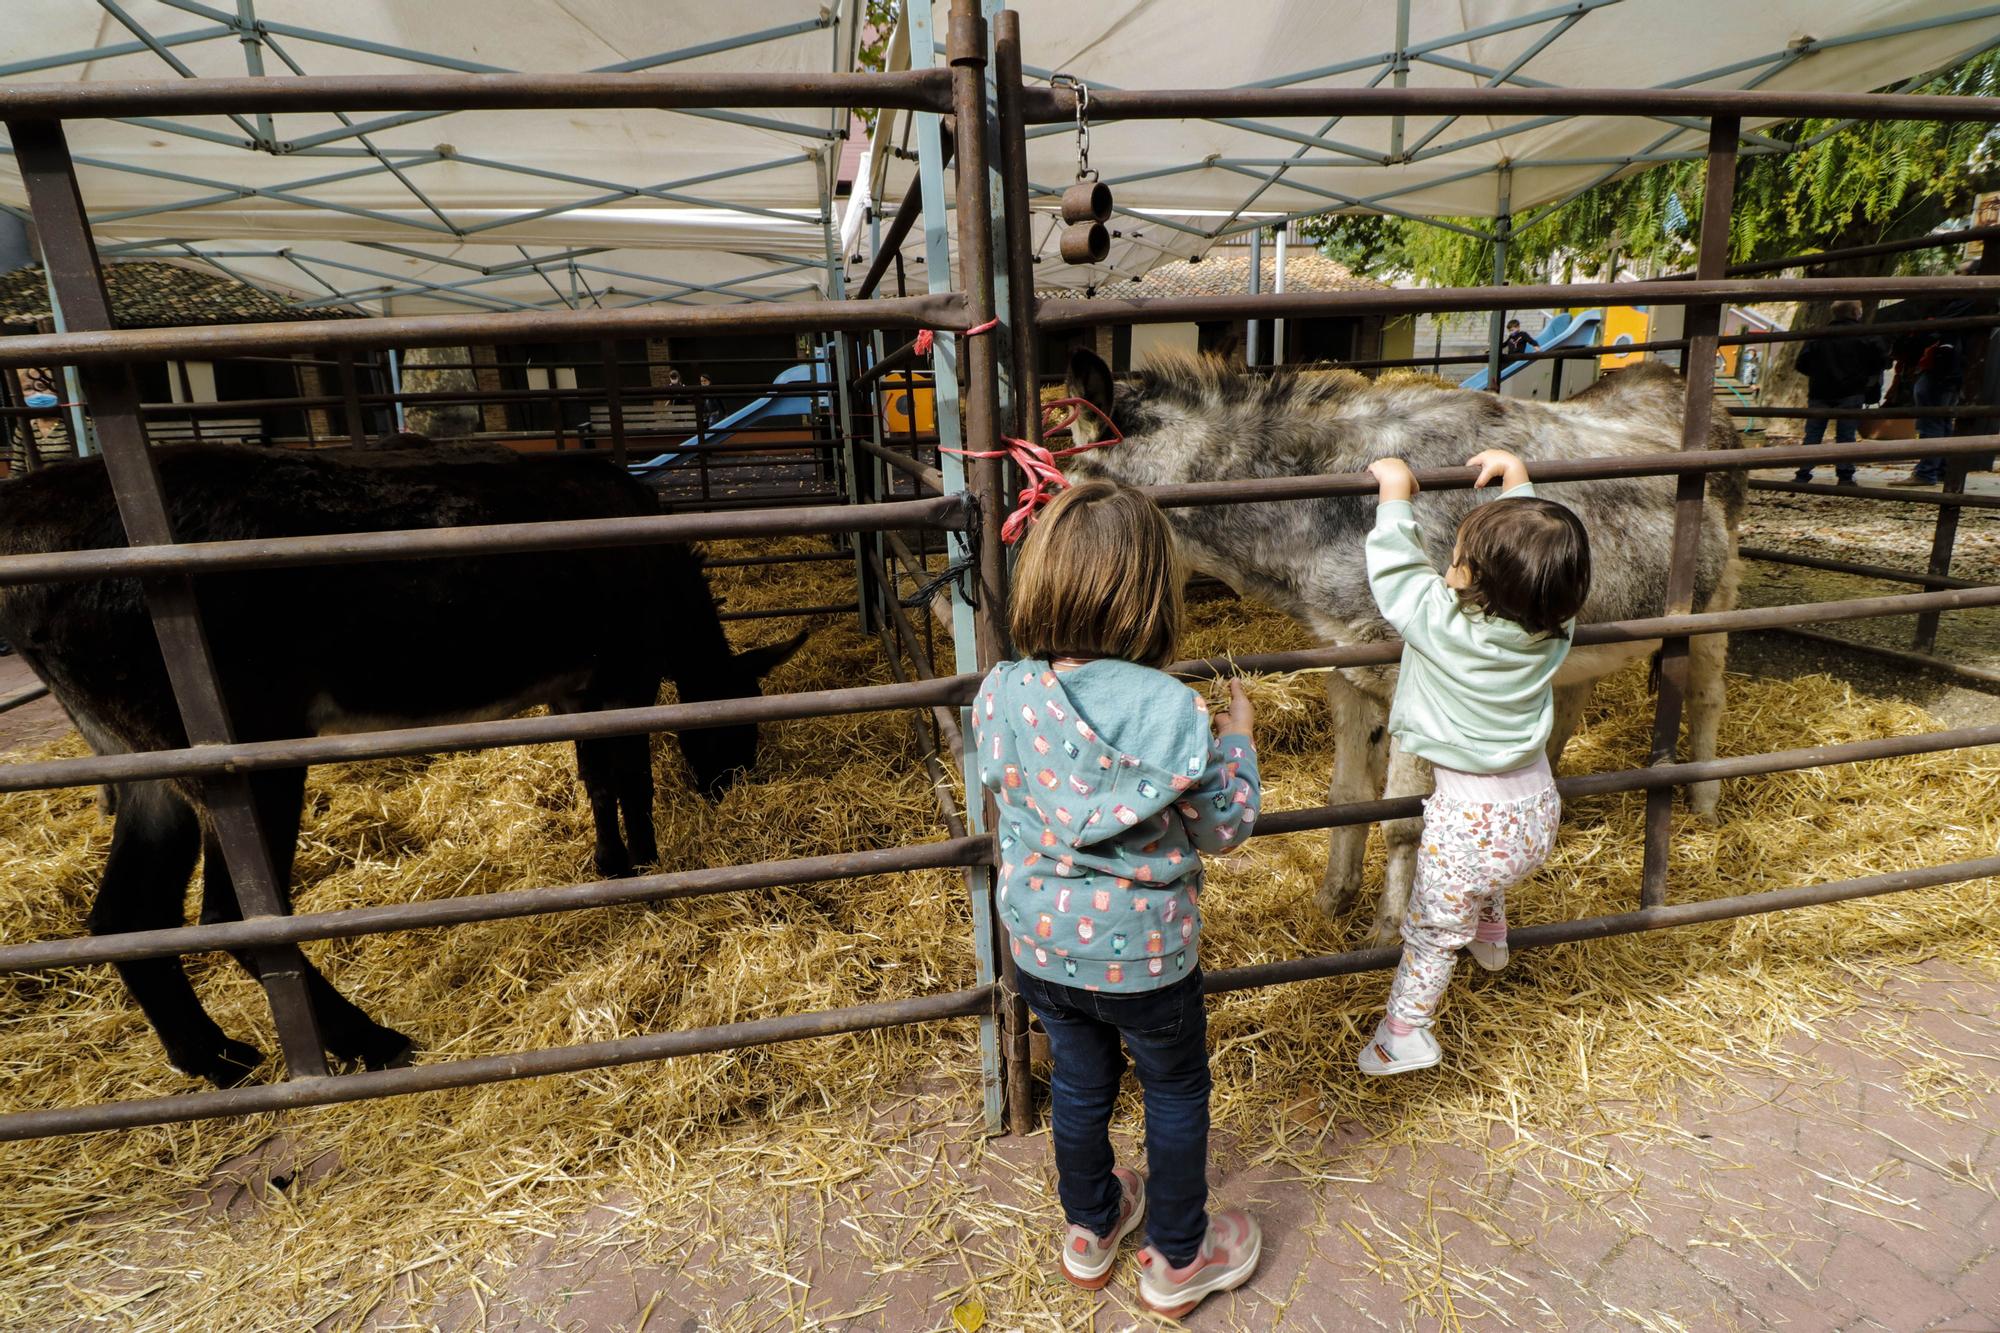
[{"xmin": 1792, "ymin": 301, "xmax": 1888, "ymax": 487}]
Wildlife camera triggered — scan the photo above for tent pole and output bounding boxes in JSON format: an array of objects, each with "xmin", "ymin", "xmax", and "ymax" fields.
[
  {"xmin": 1248, "ymin": 228, "xmax": 1263, "ymax": 365},
  {"xmin": 1389, "ymin": 0, "xmax": 1412, "ymax": 161},
  {"xmin": 38, "ymin": 261, "xmax": 93, "ymax": 456},
  {"xmin": 1274, "ymin": 226, "xmax": 1288, "ymax": 365},
  {"xmin": 1486, "ymin": 165, "xmax": 1513, "ymax": 391}
]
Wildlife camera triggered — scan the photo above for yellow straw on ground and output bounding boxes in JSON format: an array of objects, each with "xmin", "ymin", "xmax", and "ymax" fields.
[{"xmin": 0, "ymin": 537, "xmax": 1993, "ymax": 1329}]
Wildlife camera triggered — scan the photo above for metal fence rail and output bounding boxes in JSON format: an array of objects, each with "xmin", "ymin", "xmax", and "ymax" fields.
[{"xmin": 0, "ymin": 0, "xmax": 1996, "ymax": 1141}]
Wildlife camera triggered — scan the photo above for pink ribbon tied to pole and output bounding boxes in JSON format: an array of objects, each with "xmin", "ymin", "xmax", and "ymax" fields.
[
  {"xmin": 943, "ymin": 396, "xmax": 1124, "ymax": 544},
  {"xmin": 912, "ymin": 316, "xmax": 999, "ymax": 359}
]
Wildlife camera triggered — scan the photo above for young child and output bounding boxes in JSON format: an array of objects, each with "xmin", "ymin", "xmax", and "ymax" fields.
[
  {"xmin": 1356, "ymin": 447, "xmax": 1591, "ymax": 1075},
  {"xmin": 970, "ymin": 480, "xmax": 1263, "ymax": 1318}
]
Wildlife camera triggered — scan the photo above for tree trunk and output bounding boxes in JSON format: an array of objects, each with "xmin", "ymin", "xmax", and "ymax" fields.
[{"xmin": 399, "ymin": 344, "xmax": 481, "ymax": 439}]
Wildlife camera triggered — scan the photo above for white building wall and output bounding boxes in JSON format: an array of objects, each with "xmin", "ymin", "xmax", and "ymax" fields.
[{"xmin": 1131, "ymin": 322, "xmax": 1199, "ymax": 367}]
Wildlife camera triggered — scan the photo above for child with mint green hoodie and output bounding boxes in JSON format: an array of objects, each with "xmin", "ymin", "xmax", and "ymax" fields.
[
  {"xmin": 971, "ymin": 480, "xmax": 1263, "ymax": 1319},
  {"xmin": 1357, "ymin": 447, "xmax": 1592, "ymax": 1076}
]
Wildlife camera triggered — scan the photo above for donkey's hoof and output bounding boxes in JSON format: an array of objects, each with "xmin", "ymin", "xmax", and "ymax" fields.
[
  {"xmin": 358, "ymin": 1027, "xmax": 416, "ymax": 1072},
  {"xmin": 594, "ymin": 853, "xmax": 637, "ymax": 881},
  {"xmin": 1315, "ymin": 880, "xmax": 1361, "ymax": 922},
  {"xmin": 178, "ymin": 1037, "xmax": 265, "ymax": 1088}
]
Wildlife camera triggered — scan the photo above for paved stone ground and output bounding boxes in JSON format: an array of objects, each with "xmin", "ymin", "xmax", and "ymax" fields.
[
  {"xmin": 6, "ymin": 477, "xmax": 1993, "ymax": 1333},
  {"xmin": 0, "ymin": 653, "xmax": 72, "ymax": 753},
  {"xmin": 374, "ymin": 959, "xmax": 1997, "ymax": 1333}
]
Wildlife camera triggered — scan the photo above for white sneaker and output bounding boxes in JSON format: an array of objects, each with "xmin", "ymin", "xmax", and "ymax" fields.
[
  {"xmin": 1467, "ymin": 938, "xmax": 1510, "ymax": 972},
  {"xmin": 1356, "ymin": 1019, "xmax": 1441, "ymax": 1075}
]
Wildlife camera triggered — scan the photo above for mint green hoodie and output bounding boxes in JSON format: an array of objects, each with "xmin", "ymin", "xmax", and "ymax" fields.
[
  {"xmin": 971, "ymin": 658, "xmax": 1259, "ymax": 994},
  {"xmin": 1365, "ymin": 482, "xmax": 1573, "ymax": 774}
]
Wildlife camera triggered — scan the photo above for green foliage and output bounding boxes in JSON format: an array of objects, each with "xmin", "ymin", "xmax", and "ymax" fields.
[
  {"xmin": 853, "ymin": 0, "xmax": 901, "ymax": 133},
  {"xmin": 1304, "ymin": 51, "xmax": 2000, "ymax": 284}
]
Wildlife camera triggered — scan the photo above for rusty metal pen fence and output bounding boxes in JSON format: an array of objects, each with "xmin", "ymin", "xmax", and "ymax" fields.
[{"xmin": 0, "ymin": 0, "xmax": 1996, "ymax": 1141}]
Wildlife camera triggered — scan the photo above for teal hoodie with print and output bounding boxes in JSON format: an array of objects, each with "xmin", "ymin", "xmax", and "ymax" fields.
[{"xmin": 970, "ymin": 657, "xmax": 1260, "ymax": 995}]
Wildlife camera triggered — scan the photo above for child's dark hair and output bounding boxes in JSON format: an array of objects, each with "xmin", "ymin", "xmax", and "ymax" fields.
[
  {"xmin": 1452, "ymin": 497, "xmax": 1591, "ymax": 638},
  {"xmin": 1010, "ymin": 480, "xmax": 1183, "ymax": 667}
]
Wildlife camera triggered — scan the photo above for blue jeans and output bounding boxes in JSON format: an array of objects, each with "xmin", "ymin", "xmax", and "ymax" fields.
[
  {"xmin": 1017, "ymin": 967, "xmax": 1210, "ymax": 1265},
  {"xmin": 1913, "ymin": 372, "xmax": 1958, "ymax": 483},
  {"xmin": 1795, "ymin": 393, "xmax": 1862, "ymax": 482}
]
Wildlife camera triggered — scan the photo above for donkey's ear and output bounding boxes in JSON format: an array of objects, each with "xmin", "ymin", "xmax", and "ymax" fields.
[
  {"xmin": 734, "ymin": 628, "xmax": 809, "ymax": 679},
  {"xmin": 1067, "ymin": 345, "xmax": 1114, "ymax": 416}
]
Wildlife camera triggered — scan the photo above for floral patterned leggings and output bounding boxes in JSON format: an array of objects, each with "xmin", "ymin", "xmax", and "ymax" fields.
[{"xmin": 1385, "ymin": 783, "xmax": 1561, "ymax": 1029}]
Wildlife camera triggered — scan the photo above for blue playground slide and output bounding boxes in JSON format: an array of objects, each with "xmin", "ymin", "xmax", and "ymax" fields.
[
  {"xmin": 1459, "ymin": 310, "xmax": 1604, "ymax": 392},
  {"xmin": 626, "ymin": 358, "xmax": 832, "ymax": 476}
]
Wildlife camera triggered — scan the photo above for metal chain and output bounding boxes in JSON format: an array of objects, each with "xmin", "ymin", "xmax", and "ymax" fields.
[{"xmin": 1050, "ymin": 73, "xmax": 1096, "ymax": 182}]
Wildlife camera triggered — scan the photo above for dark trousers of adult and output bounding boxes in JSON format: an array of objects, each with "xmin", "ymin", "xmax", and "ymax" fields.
[
  {"xmin": 1912, "ymin": 371, "xmax": 1959, "ymax": 484},
  {"xmin": 1016, "ymin": 967, "xmax": 1210, "ymax": 1266},
  {"xmin": 1793, "ymin": 393, "xmax": 1864, "ymax": 483}
]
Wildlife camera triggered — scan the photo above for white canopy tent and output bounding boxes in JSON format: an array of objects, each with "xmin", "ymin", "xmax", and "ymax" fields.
[
  {"xmin": 0, "ymin": 1, "xmax": 858, "ymax": 313},
  {"xmin": 4, "ymin": 2, "xmax": 2000, "ymax": 314},
  {"xmin": 859, "ymin": 1, "xmax": 2000, "ymax": 292}
]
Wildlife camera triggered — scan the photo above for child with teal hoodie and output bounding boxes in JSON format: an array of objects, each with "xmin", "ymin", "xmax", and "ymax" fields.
[{"xmin": 971, "ymin": 480, "xmax": 1263, "ymax": 1319}]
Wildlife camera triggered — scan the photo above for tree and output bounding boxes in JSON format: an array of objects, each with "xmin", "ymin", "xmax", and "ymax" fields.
[
  {"xmin": 854, "ymin": 0, "xmax": 900, "ymax": 133},
  {"xmin": 1303, "ymin": 52, "xmax": 2000, "ymax": 404}
]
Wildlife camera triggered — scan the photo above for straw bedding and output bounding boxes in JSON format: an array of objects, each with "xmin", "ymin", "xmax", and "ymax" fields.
[{"xmin": 0, "ymin": 538, "xmax": 1995, "ymax": 1329}]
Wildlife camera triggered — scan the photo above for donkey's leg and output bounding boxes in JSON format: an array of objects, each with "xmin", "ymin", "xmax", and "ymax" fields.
[
  {"xmin": 551, "ymin": 689, "xmax": 639, "ymax": 878},
  {"xmin": 89, "ymin": 780, "xmax": 264, "ymax": 1086},
  {"xmin": 1318, "ymin": 671, "xmax": 1390, "ymax": 921},
  {"xmin": 598, "ymin": 667, "xmax": 663, "ymax": 869},
  {"xmin": 1373, "ymin": 740, "xmax": 1434, "ymax": 946},
  {"xmin": 200, "ymin": 768, "xmax": 414, "ymax": 1071},
  {"xmin": 1685, "ymin": 632, "xmax": 1729, "ymax": 818},
  {"xmin": 1685, "ymin": 556, "xmax": 1740, "ymax": 818},
  {"xmin": 1546, "ymin": 680, "xmax": 1595, "ymax": 768},
  {"xmin": 614, "ymin": 735, "xmax": 659, "ymax": 868},
  {"xmin": 573, "ymin": 737, "xmax": 636, "ymax": 879}
]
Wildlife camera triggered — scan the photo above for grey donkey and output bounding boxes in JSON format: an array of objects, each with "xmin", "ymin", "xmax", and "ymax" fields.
[{"xmin": 1059, "ymin": 349, "xmax": 1744, "ymax": 943}]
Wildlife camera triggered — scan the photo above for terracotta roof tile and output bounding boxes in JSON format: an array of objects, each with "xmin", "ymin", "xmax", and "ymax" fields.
[
  {"xmin": 0, "ymin": 260, "xmax": 357, "ymax": 329},
  {"xmin": 1038, "ymin": 252, "xmax": 1387, "ymax": 302}
]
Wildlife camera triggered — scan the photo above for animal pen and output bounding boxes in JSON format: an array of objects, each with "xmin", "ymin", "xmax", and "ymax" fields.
[{"xmin": 0, "ymin": 1, "xmax": 1998, "ymax": 1148}]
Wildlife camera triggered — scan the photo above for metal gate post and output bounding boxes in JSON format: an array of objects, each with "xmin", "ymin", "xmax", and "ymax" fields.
[
  {"xmin": 598, "ymin": 339, "xmax": 628, "ymax": 468},
  {"xmin": 1912, "ymin": 240, "xmax": 1997, "ymax": 652},
  {"xmin": 992, "ymin": 5, "xmax": 1039, "ymax": 1138},
  {"xmin": 1639, "ymin": 116, "xmax": 1739, "ymax": 909},
  {"xmin": 8, "ymin": 117, "xmax": 331, "ymax": 1078},
  {"xmin": 336, "ymin": 350, "xmax": 367, "ymax": 448},
  {"xmin": 908, "ymin": 0, "xmax": 1005, "ymax": 1135}
]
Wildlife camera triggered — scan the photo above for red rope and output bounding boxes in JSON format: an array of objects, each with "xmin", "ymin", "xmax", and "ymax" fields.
[
  {"xmin": 912, "ymin": 316, "xmax": 999, "ymax": 359},
  {"xmin": 942, "ymin": 396, "xmax": 1124, "ymax": 543}
]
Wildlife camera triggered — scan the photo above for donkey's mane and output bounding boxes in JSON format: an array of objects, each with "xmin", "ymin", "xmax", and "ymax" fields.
[
  {"xmin": 1121, "ymin": 354, "xmax": 1383, "ymax": 418},
  {"xmin": 1120, "ymin": 351, "xmax": 1685, "ymax": 419}
]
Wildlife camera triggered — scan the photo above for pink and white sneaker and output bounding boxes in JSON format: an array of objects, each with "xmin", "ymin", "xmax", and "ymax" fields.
[
  {"xmin": 1135, "ymin": 1209, "xmax": 1262, "ymax": 1317},
  {"xmin": 1060, "ymin": 1166, "xmax": 1146, "ymax": 1289},
  {"xmin": 1357, "ymin": 1017, "xmax": 1442, "ymax": 1075}
]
